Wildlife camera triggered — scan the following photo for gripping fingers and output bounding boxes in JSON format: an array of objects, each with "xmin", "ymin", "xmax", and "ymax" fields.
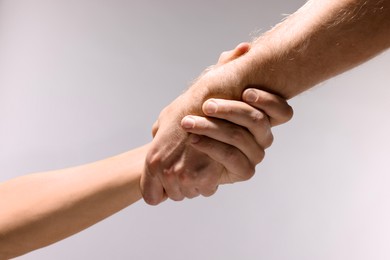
[
  {"xmin": 198, "ymin": 185, "xmax": 218, "ymax": 197},
  {"xmin": 182, "ymin": 116, "xmax": 265, "ymax": 165},
  {"xmin": 189, "ymin": 135, "xmax": 257, "ymax": 184},
  {"xmin": 201, "ymin": 99, "xmax": 274, "ymax": 149},
  {"xmin": 159, "ymin": 169, "xmax": 185, "ymax": 201},
  {"xmin": 140, "ymin": 167, "xmax": 167, "ymax": 206},
  {"xmin": 242, "ymin": 89, "xmax": 293, "ymax": 126}
]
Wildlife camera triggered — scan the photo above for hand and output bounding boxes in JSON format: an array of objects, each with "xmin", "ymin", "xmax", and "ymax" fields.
[
  {"xmin": 141, "ymin": 43, "xmax": 292, "ymax": 205},
  {"xmin": 142, "ymin": 87, "xmax": 292, "ymax": 204},
  {"xmin": 142, "ymin": 43, "xmax": 252, "ymax": 205},
  {"xmin": 150, "ymin": 42, "xmax": 252, "ymax": 137},
  {"xmin": 181, "ymin": 88, "xmax": 293, "ymax": 186}
]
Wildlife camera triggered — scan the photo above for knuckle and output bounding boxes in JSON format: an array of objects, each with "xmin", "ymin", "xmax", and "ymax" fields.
[
  {"xmin": 178, "ymin": 172, "xmax": 189, "ymax": 184},
  {"xmin": 273, "ymin": 101, "xmax": 294, "ymax": 126},
  {"xmin": 254, "ymin": 149, "xmax": 265, "ymax": 164},
  {"xmin": 250, "ymin": 111, "xmax": 267, "ymax": 125},
  {"xmin": 178, "ymin": 169, "xmax": 198, "ymax": 186},
  {"xmin": 170, "ymin": 195, "xmax": 185, "ymax": 202},
  {"xmin": 283, "ymin": 104, "xmax": 294, "ymax": 122},
  {"xmin": 178, "ymin": 172, "xmax": 187, "ymax": 184},
  {"xmin": 246, "ymin": 166, "xmax": 256, "ymax": 180},
  {"xmin": 253, "ymin": 147, "xmax": 265, "ymax": 165},
  {"xmin": 198, "ymin": 182, "xmax": 218, "ymax": 196},
  {"xmin": 185, "ymin": 194, "xmax": 197, "ymax": 199},
  {"xmin": 201, "ymin": 187, "xmax": 218, "ymax": 197},
  {"xmin": 263, "ymin": 132, "xmax": 274, "ymax": 149},
  {"xmin": 184, "ymin": 190, "xmax": 200, "ymax": 199},
  {"xmin": 162, "ymin": 168, "xmax": 173, "ymax": 178},
  {"xmin": 161, "ymin": 159, "xmax": 186, "ymax": 179},
  {"xmin": 240, "ymin": 165, "xmax": 256, "ymax": 182},
  {"xmin": 198, "ymin": 172, "xmax": 219, "ymax": 187},
  {"xmin": 143, "ymin": 195, "xmax": 162, "ymax": 206}
]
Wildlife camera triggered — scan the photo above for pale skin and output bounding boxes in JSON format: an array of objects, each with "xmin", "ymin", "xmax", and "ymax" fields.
[
  {"xmin": 0, "ymin": 46, "xmax": 292, "ymax": 258},
  {"xmin": 143, "ymin": 0, "xmax": 390, "ymax": 205},
  {"xmin": 0, "ymin": 93, "xmax": 288, "ymax": 259}
]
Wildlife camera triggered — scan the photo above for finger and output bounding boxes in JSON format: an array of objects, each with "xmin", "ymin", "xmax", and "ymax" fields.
[
  {"xmin": 217, "ymin": 42, "xmax": 251, "ymax": 65},
  {"xmin": 179, "ymin": 171, "xmax": 216, "ymax": 199},
  {"xmin": 242, "ymin": 89, "xmax": 294, "ymax": 126},
  {"xmin": 140, "ymin": 166, "xmax": 167, "ymax": 206},
  {"xmin": 199, "ymin": 185, "xmax": 218, "ymax": 197},
  {"xmin": 159, "ymin": 168, "xmax": 185, "ymax": 202},
  {"xmin": 182, "ymin": 115, "xmax": 265, "ymax": 165},
  {"xmin": 145, "ymin": 139, "xmax": 185, "ymax": 202},
  {"xmin": 175, "ymin": 148, "xmax": 216, "ymax": 199},
  {"xmin": 183, "ymin": 189, "xmax": 200, "ymax": 199},
  {"xmin": 178, "ymin": 183, "xmax": 200, "ymax": 199},
  {"xmin": 201, "ymin": 99, "xmax": 274, "ymax": 149},
  {"xmin": 176, "ymin": 146, "xmax": 221, "ymax": 198},
  {"xmin": 189, "ymin": 135, "xmax": 258, "ymax": 184}
]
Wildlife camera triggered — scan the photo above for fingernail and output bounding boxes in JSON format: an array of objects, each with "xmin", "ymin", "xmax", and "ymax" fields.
[
  {"xmin": 190, "ymin": 134, "xmax": 201, "ymax": 144},
  {"xmin": 204, "ymin": 100, "xmax": 218, "ymax": 114},
  {"xmin": 244, "ymin": 90, "xmax": 257, "ymax": 103},
  {"xmin": 181, "ymin": 116, "xmax": 196, "ymax": 129}
]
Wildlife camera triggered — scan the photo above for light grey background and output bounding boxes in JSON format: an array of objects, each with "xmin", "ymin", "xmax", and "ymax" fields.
[{"xmin": 1, "ymin": 0, "xmax": 390, "ymax": 259}]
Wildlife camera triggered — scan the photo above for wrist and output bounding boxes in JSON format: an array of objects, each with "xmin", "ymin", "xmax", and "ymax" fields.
[
  {"xmin": 186, "ymin": 60, "xmax": 249, "ymax": 106},
  {"xmin": 240, "ymin": 38, "xmax": 309, "ymax": 100}
]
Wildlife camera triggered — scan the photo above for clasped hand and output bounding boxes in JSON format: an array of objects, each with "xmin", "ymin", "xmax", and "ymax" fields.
[{"xmin": 141, "ymin": 43, "xmax": 293, "ymax": 205}]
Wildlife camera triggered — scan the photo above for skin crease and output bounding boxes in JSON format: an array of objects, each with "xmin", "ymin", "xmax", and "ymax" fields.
[
  {"xmin": 0, "ymin": 44, "xmax": 293, "ymax": 258},
  {"xmin": 143, "ymin": 0, "xmax": 390, "ymax": 205}
]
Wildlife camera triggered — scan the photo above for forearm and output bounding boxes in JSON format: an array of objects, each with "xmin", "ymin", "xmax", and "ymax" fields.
[
  {"xmin": 185, "ymin": 0, "xmax": 390, "ymax": 107},
  {"xmin": 142, "ymin": 0, "xmax": 389, "ymax": 205},
  {"xmin": 242, "ymin": 0, "xmax": 390, "ymax": 98},
  {"xmin": 0, "ymin": 144, "xmax": 148, "ymax": 259}
]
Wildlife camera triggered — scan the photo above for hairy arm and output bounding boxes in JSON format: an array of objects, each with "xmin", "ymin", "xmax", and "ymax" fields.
[
  {"xmin": 186, "ymin": 0, "xmax": 390, "ymax": 102},
  {"xmin": 144, "ymin": 0, "xmax": 390, "ymax": 205},
  {"xmin": 241, "ymin": 0, "xmax": 390, "ymax": 98}
]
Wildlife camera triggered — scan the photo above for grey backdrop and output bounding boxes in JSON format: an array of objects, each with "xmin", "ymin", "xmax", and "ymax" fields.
[{"xmin": 1, "ymin": 0, "xmax": 390, "ymax": 259}]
